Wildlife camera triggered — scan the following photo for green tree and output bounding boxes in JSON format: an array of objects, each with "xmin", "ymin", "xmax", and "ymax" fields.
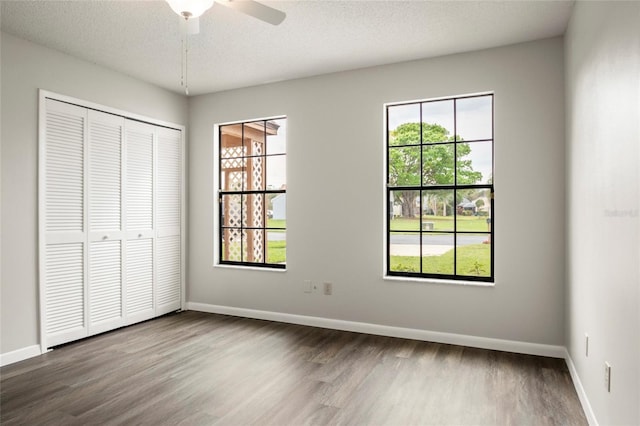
[{"xmin": 389, "ymin": 123, "xmax": 482, "ymax": 217}]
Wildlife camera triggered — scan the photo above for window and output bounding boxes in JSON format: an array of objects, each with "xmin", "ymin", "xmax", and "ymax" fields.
[
  {"xmin": 218, "ymin": 118, "xmax": 286, "ymax": 268},
  {"xmin": 386, "ymin": 94, "xmax": 493, "ymax": 282}
]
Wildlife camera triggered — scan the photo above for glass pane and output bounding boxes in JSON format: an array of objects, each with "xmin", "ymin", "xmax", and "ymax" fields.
[
  {"xmin": 267, "ymin": 193, "xmax": 286, "ymax": 224},
  {"xmin": 244, "ymin": 121, "xmax": 266, "ymax": 157},
  {"xmin": 388, "ymin": 146, "xmax": 420, "ymax": 186},
  {"xmin": 246, "ymin": 157, "xmax": 265, "ymax": 190},
  {"xmin": 389, "ymin": 231, "xmax": 420, "ymax": 273},
  {"xmin": 422, "ymin": 144, "xmax": 454, "ymax": 185},
  {"xmin": 456, "ymin": 189, "xmax": 491, "ymax": 232},
  {"xmin": 422, "ymin": 190, "xmax": 454, "ymax": 231},
  {"xmin": 266, "ymin": 118, "xmax": 286, "ymax": 155},
  {"xmin": 457, "ymin": 141, "xmax": 492, "ymax": 185},
  {"xmin": 456, "ymin": 96, "xmax": 492, "ymax": 141},
  {"xmin": 421, "ymin": 233, "xmax": 454, "ymax": 275},
  {"xmin": 220, "ymin": 124, "xmax": 244, "ymax": 158},
  {"xmin": 220, "ymin": 157, "xmax": 245, "ymax": 191},
  {"xmin": 266, "ymin": 154, "xmax": 286, "ymax": 190},
  {"xmin": 242, "ymin": 194, "xmax": 265, "ymax": 229},
  {"xmin": 244, "ymin": 228, "xmax": 265, "ymax": 263},
  {"xmin": 267, "ymin": 231, "xmax": 286, "ymax": 264},
  {"xmin": 421, "ymin": 100, "xmax": 454, "ymax": 143},
  {"xmin": 456, "ymin": 233, "xmax": 491, "ymax": 277},
  {"xmin": 221, "ymin": 228, "xmax": 245, "ymax": 262},
  {"xmin": 221, "ymin": 194, "xmax": 242, "ymax": 228},
  {"xmin": 389, "ymin": 190, "xmax": 420, "ymax": 229},
  {"xmin": 388, "ymin": 104, "xmax": 421, "ymax": 146}
]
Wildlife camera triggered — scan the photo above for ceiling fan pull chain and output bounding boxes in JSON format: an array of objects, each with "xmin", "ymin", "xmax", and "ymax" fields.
[
  {"xmin": 179, "ymin": 16, "xmax": 190, "ymax": 96},
  {"xmin": 180, "ymin": 35, "xmax": 184, "ymax": 90},
  {"xmin": 185, "ymin": 29, "xmax": 190, "ymax": 96}
]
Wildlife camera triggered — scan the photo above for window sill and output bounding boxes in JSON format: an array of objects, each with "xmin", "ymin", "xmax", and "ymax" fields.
[
  {"xmin": 383, "ymin": 275, "xmax": 494, "ymax": 287},
  {"xmin": 214, "ymin": 263, "xmax": 287, "ymax": 273}
]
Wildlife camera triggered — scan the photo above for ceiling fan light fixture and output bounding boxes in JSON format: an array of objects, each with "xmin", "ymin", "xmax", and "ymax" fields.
[{"xmin": 166, "ymin": 0, "xmax": 214, "ymax": 19}]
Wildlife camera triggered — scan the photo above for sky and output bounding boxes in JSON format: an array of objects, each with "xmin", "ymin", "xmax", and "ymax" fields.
[{"xmin": 266, "ymin": 118, "xmax": 286, "ymax": 189}]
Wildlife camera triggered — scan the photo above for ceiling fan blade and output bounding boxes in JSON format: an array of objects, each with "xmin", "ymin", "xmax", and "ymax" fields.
[{"xmin": 218, "ymin": 0, "xmax": 286, "ymax": 25}]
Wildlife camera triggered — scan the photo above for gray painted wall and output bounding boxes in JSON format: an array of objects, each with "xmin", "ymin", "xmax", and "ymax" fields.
[
  {"xmin": 565, "ymin": 2, "xmax": 640, "ymax": 424},
  {"xmin": 0, "ymin": 32, "xmax": 188, "ymax": 354},
  {"xmin": 3, "ymin": 5, "xmax": 638, "ymax": 420},
  {"xmin": 188, "ymin": 37, "xmax": 566, "ymax": 345}
]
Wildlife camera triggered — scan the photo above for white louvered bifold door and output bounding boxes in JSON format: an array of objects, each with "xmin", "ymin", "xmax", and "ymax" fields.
[
  {"xmin": 87, "ymin": 110, "xmax": 125, "ymax": 334},
  {"xmin": 156, "ymin": 128, "xmax": 182, "ymax": 315},
  {"xmin": 42, "ymin": 99, "xmax": 88, "ymax": 347},
  {"xmin": 41, "ymin": 93, "xmax": 183, "ymax": 349},
  {"xmin": 124, "ymin": 120, "xmax": 156, "ymax": 324}
]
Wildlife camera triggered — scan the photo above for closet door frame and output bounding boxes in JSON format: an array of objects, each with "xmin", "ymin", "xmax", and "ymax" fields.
[{"xmin": 38, "ymin": 90, "xmax": 185, "ymax": 353}]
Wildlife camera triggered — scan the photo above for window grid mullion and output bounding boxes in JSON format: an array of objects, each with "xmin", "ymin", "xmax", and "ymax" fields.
[
  {"xmin": 453, "ymin": 98, "xmax": 458, "ymax": 277},
  {"xmin": 419, "ymin": 102, "xmax": 423, "ymax": 273},
  {"xmin": 262, "ymin": 123, "xmax": 267, "ymax": 264},
  {"xmin": 218, "ymin": 126, "xmax": 223, "ymax": 264},
  {"xmin": 386, "ymin": 107, "xmax": 392, "ymax": 275},
  {"xmin": 240, "ymin": 123, "xmax": 245, "ymax": 261},
  {"xmin": 218, "ymin": 118, "xmax": 286, "ymax": 268},
  {"xmin": 386, "ymin": 94, "xmax": 493, "ymax": 282}
]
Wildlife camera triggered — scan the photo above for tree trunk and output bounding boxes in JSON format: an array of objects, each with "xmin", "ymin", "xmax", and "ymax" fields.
[{"xmin": 401, "ymin": 192, "xmax": 417, "ymax": 218}]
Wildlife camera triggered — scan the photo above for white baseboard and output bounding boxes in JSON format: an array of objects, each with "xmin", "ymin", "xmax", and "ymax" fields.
[
  {"xmin": 0, "ymin": 345, "xmax": 42, "ymax": 367},
  {"xmin": 186, "ymin": 302, "xmax": 566, "ymax": 358},
  {"xmin": 564, "ymin": 349, "xmax": 599, "ymax": 426}
]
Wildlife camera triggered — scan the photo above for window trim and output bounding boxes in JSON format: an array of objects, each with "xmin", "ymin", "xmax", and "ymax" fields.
[
  {"xmin": 385, "ymin": 93, "xmax": 494, "ymax": 283},
  {"xmin": 215, "ymin": 117, "xmax": 287, "ymax": 269}
]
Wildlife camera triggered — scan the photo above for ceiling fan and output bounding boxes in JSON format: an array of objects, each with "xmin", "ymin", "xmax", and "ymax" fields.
[
  {"xmin": 165, "ymin": 0, "xmax": 285, "ymax": 95},
  {"xmin": 166, "ymin": 0, "xmax": 286, "ymax": 33}
]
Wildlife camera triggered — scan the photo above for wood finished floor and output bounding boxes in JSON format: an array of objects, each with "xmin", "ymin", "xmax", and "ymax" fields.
[{"xmin": 1, "ymin": 311, "xmax": 587, "ymax": 425}]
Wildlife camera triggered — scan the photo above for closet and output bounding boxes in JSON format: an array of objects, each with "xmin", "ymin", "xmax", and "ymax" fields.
[{"xmin": 39, "ymin": 94, "xmax": 184, "ymax": 348}]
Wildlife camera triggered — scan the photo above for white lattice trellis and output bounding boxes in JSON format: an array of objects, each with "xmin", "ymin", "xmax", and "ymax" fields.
[{"xmin": 221, "ymin": 142, "xmax": 267, "ymax": 262}]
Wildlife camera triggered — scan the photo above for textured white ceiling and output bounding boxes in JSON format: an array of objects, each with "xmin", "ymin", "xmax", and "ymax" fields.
[{"xmin": 0, "ymin": 0, "xmax": 574, "ymax": 96}]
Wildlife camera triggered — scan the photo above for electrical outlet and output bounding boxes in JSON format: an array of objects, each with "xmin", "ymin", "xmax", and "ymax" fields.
[
  {"xmin": 585, "ymin": 333, "xmax": 589, "ymax": 357},
  {"xmin": 311, "ymin": 282, "xmax": 320, "ymax": 294},
  {"xmin": 304, "ymin": 280, "xmax": 312, "ymax": 293},
  {"xmin": 323, "ymin": 282, "xmax": 333, "ymax": 295},
  {"xmin": 604, "ymin": 362, "xmax": 611, "ymax": 392}
]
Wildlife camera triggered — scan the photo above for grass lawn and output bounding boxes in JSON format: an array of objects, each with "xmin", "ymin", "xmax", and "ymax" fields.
[
  {"xmin": 390, "ymin": 243, "xmax": 490, "ymax": 277},
  {"xmin": 267, "ymin": 219, "xmax": 286, "ymax": 229},
  {"xmin": 220, "ymin": 240, "xmax": 286, "ymax": 264},
  {"xmin": 390, "ymin": 215, "xmax": 489, "ymax": 233},
  {"xmin": 267, "ymin": 240, "xmax": 286, "ymax": 264},
  {"xmin": 267, "ymin": 219, "xmax": 286, "ymax": 235}
]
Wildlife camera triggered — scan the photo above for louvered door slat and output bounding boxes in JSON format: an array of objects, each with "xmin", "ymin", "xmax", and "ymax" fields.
[
  {"xmin": 45, "ymin": 243, "xmax": 84, "ymax": 335},
  {"xmin": 126, "ymin": 239, "xmax": 154, "ymax": 320},
  {"xmin": 157, "ymin": 128, "xmax": 182, "ymax": 230},
  {"xmin": 126, "ymin": 124, "xmax": 153, "ymax": 231},
  {"xmin": 89, "ymin": 240, "xmax": 122, "ymax": 326},
  {"xmin": 45, "ymin": 102, "xmax": 85, "ymax": 233},
  {"xmin": 89, "ymin": 114, "xmax": 122, "ymax": 231},
  {"xmin": 157, "ymin": 236, "xmax": 181, "ymax": 311}
]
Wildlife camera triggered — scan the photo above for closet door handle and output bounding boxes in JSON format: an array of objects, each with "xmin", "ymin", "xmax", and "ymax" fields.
[{"xmin": 102, "ymin": 235, "xmax": 109, "ymax": 240}]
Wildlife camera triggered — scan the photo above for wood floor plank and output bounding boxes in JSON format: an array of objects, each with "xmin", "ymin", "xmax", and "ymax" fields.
[{"xmin": 0, "ymin": 311, "xmax": 587, "ymax": 425}]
